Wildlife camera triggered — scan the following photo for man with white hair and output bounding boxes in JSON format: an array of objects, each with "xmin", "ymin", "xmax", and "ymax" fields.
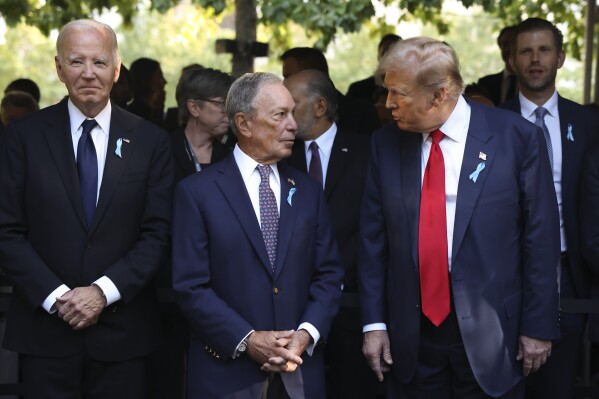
[
  {"xmin": 0, "ymin": 19, "xmax": 172, "ymax": 398},
  {"xmin": 359, "ymin": 37, "xmax": 560, "ymax": 398}
]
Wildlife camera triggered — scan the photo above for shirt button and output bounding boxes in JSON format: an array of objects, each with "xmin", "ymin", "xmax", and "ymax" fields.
[{"xmin": 273, "ymin": 287, "xmax": 279, "ymax": 294}]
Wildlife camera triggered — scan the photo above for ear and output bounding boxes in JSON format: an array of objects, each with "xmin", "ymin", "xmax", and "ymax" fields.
[
  {"xmin": 431, "ymin": 87, "xmax": 447, "ymax": 108},
  {"xmin": 508, "ymin": 54, "xmax": 516, "ymax": 74},
  {"xmin": 55, "ymin": 56, "xmax": 66, "ymax": 84},
  {"xmin": 187, "ymin": 99, "xmax": 201, "ymax": 118},
  {"xmin": 234, "ymin": 113, "xmax": 252, "ymax": 139},
  {"xmin": 557, "ymin": 50, "xmax": 566, "ymax": 69},
  {"xmin": 313, "ymin": 97, "xmax": 328, "ymax": 119},
  {"xmin": 114, "ymin": 57, "xmax": 122, "ymax": 83}
]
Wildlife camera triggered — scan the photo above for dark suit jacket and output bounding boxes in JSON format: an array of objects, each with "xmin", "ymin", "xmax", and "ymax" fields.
[
  {"xmin": 172, "ymin": 155, "xmax": 344, "ymax": 398},
  {"xmin": 0, "ymin": 100, "xmax": 173, "ymax": 361},
  {"xmin": 347, "ymin": 76, "xmax": 377, "ymax": 102},
  {"xmin": 286, "ymin": 128, "xmax": 370, "ymax": 292},
  {"xmin": 170, "ymin": 127, "xmax": 232, "ymax": 184},
  {"xmin": 501, "ymin": 95, "xmax": 599, "ymax": 300},
  {"xmin": 477, "ymin": 71, "xmax": 517, "ymax": 106},
  {"xmin": 359, "ymin": 101, "xmax": 560, "ymax": 397},
  {"xmin": 580, "ymin": 141, "xmax": 599, "ymax": 340},
  {"xmin": 336, "ymin": 89, "xmax": 381, "ymax": 135}
]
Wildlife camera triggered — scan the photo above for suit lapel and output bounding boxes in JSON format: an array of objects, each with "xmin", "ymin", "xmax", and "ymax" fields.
[
  {"xmin": 452, "ymin": 105, "xmax": 495, "ymax": 263},
  {"xmin": 398, "ymin": 129, "xmax": 423, "ymax": 268},
  {"xmin": 324, "ymin": 131, "xmax": 349, "ymax": 199},
  {"xmin": 288, "ymin": 140, "xmax": 308, "ymax": 173},
  {"xmin": 557, "ymin": 96, "xmax": 574, "ymax": 196},
  {"xmin": 92, "ymin": 106, "xmax": 134, "ymax": 232},
  {"xmin": 215, "ymin": 156, "xmax": 273, "ymax": 274},
  {"xmin": 43, "ymin": 101, "xmax": 88, "ymax": 230},
  {"xmin": 274, "ymin": 163, "xmax": 298, "ymax": 280}
]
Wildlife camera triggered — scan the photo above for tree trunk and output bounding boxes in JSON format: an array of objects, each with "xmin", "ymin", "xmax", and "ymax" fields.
[{"xmin": 232, "ymin": 0, "xmax": 257, "ymax": 77}]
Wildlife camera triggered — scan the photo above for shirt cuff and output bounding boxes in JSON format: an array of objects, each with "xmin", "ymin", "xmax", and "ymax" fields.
[
  {"xmin": 42, "ymin": 284, "xmax": 70, "ymax": 313},
  {"xmin": 298, "ymin": 322, "xmax": 319, "ymax": 356},
  {"xmin": 363, "ymin": 323, "xmax": 387, "ymax": 333},
  {"xmin": 233, "ymin": 330, "xmax": 254, "ymax": 359},
  {"xmin": 93, "ymin": 276, "xmax": 121, "ymax": 306}
]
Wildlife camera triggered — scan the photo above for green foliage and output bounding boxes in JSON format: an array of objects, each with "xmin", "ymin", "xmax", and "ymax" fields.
[{"xmin": 0, "ymin": 0, "xmax": 591, "ymax": 61}]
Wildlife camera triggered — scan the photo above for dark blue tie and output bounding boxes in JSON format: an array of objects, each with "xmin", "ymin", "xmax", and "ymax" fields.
[
  {"xmin": 77, "ymin": 119, "xmax": 98, "ymax": 227},
  {"xmin": 534, "ymin": 107, "xmax": 554, "ymax": 172}
]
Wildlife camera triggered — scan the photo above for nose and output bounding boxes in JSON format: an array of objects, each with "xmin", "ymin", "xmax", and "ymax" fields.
[
  {"xmin": 288, "ymin": 114, "xmax": 298, "ymax": 132},
  {"xmin": 82, "ymin": 61, "xmax": 95, "ymax": 78},
  {"xmin": 386, "ymin": 92, "xmax": 397, "ymax": 109}
]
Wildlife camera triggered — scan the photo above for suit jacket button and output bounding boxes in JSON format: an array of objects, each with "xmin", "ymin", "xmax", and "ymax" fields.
[
  {"xmin": 86, "ymin": 242, "xmax": 92, "ymax": 249},
  {"xmin": 273, "ymin": 287, "xmax": 279, "ymax": 294}
]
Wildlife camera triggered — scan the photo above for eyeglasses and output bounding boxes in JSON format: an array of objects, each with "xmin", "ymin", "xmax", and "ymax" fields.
[{"xmin": 196, "ymin": 98, "xmax": 226, "ymax": 108}]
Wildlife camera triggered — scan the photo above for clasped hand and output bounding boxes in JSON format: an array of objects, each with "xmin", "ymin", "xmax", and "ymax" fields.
[
  {"xmin": 247, "ymin": 329, "xmax": 312, "ymax": 373},
  {"xmin": 55, "ymin": 285, "xmax": 107, "ymax": 331}
]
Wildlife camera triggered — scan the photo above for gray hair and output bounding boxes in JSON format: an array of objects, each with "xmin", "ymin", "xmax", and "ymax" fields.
[
  {"xmin": 226, "ymin": 72, "xmax": 282, "ymax": 135},
  {"xmin": 176, "ymin": 68, "xmax": 234, "ymax": 123},
  {"xmin": 56, "ymin": 19, "xmax": 119, "ymax": 63},
  {"xmin": 293, "ymin": 69, "xmax": 338, "ymax": 121},
  {"xmin": 378, "ymin": 36, "xmax": 464, "ymax": 98}
]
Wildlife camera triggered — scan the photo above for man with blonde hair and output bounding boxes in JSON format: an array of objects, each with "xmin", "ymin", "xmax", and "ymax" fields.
[
  {"xmin": 0, "ymin": 19, "xmax": 172, "ymax": 398},
  {"xmin": 359, "ymin": 37, "xmax": 560, "ymax": 398}
]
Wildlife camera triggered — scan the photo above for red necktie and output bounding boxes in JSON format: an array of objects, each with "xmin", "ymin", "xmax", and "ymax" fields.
[{"xmin": 418, "ymin": 129, "xmax": 450, "ymax": 327}]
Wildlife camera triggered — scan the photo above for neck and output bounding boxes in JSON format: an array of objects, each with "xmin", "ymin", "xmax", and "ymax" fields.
[
  {"xmin": 184, "ymin": 121, "xmax": 213, "ymax": 149},
  {"xmin": 519, "ymin": 86, "xmax": 555, "ymax": 106}
]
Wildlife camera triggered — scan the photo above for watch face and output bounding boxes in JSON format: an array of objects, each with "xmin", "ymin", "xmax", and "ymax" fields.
[{"xmin": 239, "ymin": 341, "xmax": 247, "ymax": 353}]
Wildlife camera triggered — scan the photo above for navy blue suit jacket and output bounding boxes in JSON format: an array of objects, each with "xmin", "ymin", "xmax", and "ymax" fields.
[
  {"xmin": 172, "ymin": 154, "xmax": 343, "ymax": 398},
  {"xmin": 359, "ymin": 101, "xmax": 560, "ymax": 396},
  {"xmin": 501, "ymin": 95, "xmax": 599, "ymax": 299},
  {"xmin": 0, "ymin": 100, "xmax": 173, "ymax": 361}
]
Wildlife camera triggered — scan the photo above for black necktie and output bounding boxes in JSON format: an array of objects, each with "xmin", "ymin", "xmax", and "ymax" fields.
[
  {"xmin": 308, "ymin": 141, "xmax": 323, "ymax": 187},
  {"xmin": 77, "ymin": 119, "xmax": 98, "ymax": 227}
]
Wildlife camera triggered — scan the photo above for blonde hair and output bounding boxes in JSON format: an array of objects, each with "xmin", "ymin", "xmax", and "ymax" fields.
[{"xmin": 378, "ymin": 36, "xmax": 464, "ymax": 98}]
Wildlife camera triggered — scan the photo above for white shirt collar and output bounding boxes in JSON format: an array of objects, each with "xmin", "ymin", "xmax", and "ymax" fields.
[
  {"xmin": 422, "ymin": 95, "xmax": 470, "ymax": 144},
  {"xmin": 304, "ymin": 122, "xmax": 337, "ymax": 157},
  {"xmin": 68, "ymin": 99, "xmax": 112, "ymax": 136},
  {"xmin": 519, "ymin": 90, "xmax": 559, "ymax": 120},
  {"xmin": 233, "ymin": 144, "xmax": 280, "ymax": 185}
]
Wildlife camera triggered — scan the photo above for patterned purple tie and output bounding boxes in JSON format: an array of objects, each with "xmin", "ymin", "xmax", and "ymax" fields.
[
  {"xmin": 257, "ymin": 164, "xmax": 279, "ymax": 272},
  {"xmin": 77, "ymin": 119, "xmax": 98, "ymax": 227},
  {"xmin": 308, "ymin": 141, "xmax": 323, "ymax": 187}
]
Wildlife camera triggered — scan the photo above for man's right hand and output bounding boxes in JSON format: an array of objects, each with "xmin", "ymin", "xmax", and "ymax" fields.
[
  {"xmin": 246, "ymin": 330, "xmax": 302, "ymax": 372},
  {"xmin": 363, "ymin": 330, "xmax": 393, "ymax": 382}
]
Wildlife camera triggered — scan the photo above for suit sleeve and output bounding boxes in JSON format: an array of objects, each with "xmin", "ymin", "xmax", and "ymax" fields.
[
  {"xmin": 519, "ymin": 124, "xmax": 560, "ymax": 339},
  {"xmin": 358, "ymin": 133, "xmax": 389, "ymax": 326},
  {"xmin": 580, "ymin": 145, "xmax": 599, "ymax": 273},
  {"xmin": 298, "ymin": 188, "xmax": 344, "ymax": 340},
  {"xmin": 102, "ymin": 128, "xmax": 173, "ymax": 302},
  {"xmin": 0, "ymin": 122, "xmax": 65, "ymax": 308},
  {"xmin": 171, "ymin": 180, "xmax": 254, "ymax": 355}
]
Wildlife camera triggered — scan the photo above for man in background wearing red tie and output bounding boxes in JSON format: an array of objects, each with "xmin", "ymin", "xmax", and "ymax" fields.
[{"xmin": 359, "ymin": 37, "xmax": 560, "ymax": 398}]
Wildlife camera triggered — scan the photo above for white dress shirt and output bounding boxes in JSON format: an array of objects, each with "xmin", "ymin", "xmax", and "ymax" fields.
[
  {"xmin": 42, "ymin": 99, "xmax": 121, "ymax": 313},
  {"xmin": 363, "ymin": 95, "xmax": 471, "ymax": 333},
  {"xmin": 303, "ymin": 123, "xmax": 337, "ymax": 189},
  {"xmin": 232, "ymin": 145, "xmax": 319, "ymax": 355},
  {"xmin": 518, "ymin": 91, "xmax": 566, "ymax": 252}
]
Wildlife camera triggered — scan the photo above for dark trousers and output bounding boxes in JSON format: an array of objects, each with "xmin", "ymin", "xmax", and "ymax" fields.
[
  {"xmin": 325, "ymin": 306, "xmax": 383, "ymax": 399},
  {"xmin": 526, "ymin": 257, "xmax": 586, "ymax": 399},
  {"xmin": 20, "ymin": 352, "xmax": 150, "ymax": 399},
  {"xmin": 387, "ymin": 309, "xmax": 524, "ymax": 399}
]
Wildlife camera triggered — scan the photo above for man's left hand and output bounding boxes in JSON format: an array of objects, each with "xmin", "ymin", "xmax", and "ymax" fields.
[
  {"xmin": 517, "ymin": 335, "xmax": 552, "ymax": 376},
  {"xmin": 56, "ymin": 285, "xmax": 107, "ymax": 331},
  {"xmin": 262, "ymin": 329, "xmax": 311, "ymax": 373}
]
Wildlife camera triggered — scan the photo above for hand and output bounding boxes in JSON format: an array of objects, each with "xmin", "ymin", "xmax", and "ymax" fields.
[
  {"xmin": 55, "ymin": 285, "xmax": 107, "ymax": 331},
  {"xmin": 363, "ymin": 330, "xmax": 393, "ymax": 382},
  {"xmin": 517, "ymin": 335, "xmax": 552, "ymax": 376},
  {"xmin": 263, "ymin": 329, "xmax": 312, "ymax": 373},
  {"xmin": 247, "ymin": 330, "xmax": 302, "ymax": 372}
]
